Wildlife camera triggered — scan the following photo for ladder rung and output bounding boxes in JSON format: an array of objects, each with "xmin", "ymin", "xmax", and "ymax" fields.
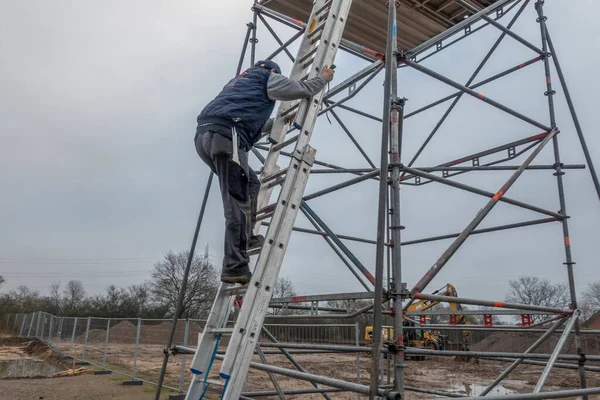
[
  {"xmin": 256, "ymin": 211, "xmax": 275, "ymax": 221},
  {"xmin": 298, "ymin": 47, "xmax": 318, "ymax": 65},
  {"xmin": 263, "ymin": 168, "xmax": 288, "ymax": 183},
  {"xmin": 308, "ymin": 23, "xmax": 326, "ymax": 40},
  {"xmin": 267, "ymin": 176, "xmax": 286, "ymax": 189},
  {"xmin": 224, "ymin": 285, "xmax": 247, "ymax": 296},
  {"xmin": 258, "ymin": 203, "xmax": 277, "ymax": 215},
  {"xmin": 208, "ymin": 328, "xmax": 234, "ymax": 334},
  {"xmin": 314, "ymin": 0, "xmax": 333, "ymax": 16},
  {"xmin": 299, "ymin": 73, "xmax": 309, "ymax": 82},
  {"xmin": 272, "ymin": 134, "xmax": 300, "ymax": 151},
  {"xmin": 302, "ymin": 58, "xmax": 316, "ymax": 70},
  {"xmin": 280, "ymin": 101, "xmax": 301, "ymax": 118},
  {"xmin": 206, "ymin": 378, "xmax": 225, "ymax": 387}
]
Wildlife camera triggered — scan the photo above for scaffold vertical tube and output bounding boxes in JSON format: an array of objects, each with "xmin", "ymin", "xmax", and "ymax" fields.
[
  {"xmin": 543, "ymin": 29, "xmax": 600, "ymax": 202},
  {"xmin": 388, "ymin": 1, "xmax": 404, "ymax": 393},
  {"xmin": 535, "ymin": 1, "xmax": 587, "ymax": 397},
  {"xmin": 370, "ymin": 0, "xmax": 396, "ymax": 395}
]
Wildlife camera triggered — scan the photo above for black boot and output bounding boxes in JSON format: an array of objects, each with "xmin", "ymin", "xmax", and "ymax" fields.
[{"xmin": 221, "ymin": 271, "xmax": 252, "ymax": 285}]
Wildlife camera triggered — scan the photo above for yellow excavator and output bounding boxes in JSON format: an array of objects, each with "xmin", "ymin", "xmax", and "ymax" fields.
[{"xmin": 364, "ymin": 283, "xmax": 469, "ymax": 355}]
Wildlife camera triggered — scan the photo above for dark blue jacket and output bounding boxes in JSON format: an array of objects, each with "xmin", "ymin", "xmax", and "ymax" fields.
[{"xmin": 197, "ymin": 67, "xmax": 275, "ymax": 151}]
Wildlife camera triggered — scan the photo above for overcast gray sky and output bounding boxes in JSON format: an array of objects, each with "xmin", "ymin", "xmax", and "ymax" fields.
[{"xmin": 1, "ymin": 0, "xmax": 598, "ymax": 305}]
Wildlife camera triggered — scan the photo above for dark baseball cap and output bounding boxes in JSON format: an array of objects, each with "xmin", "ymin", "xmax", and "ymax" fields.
[{"xmin": 254, "ymin": 60, "xmax": 281, "ymax": 74}]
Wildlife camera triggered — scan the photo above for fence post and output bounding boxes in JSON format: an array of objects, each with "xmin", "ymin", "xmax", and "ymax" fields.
[
  {"xmin": 28, "ymin": 313, "xmax": 35, "ymax": 337},
  {"xmin": 5, "ymin": 314, "xmax": 10, "ymax": 330},
  {"xmin": 178, "ymin": 319, "xmax": 190, "ymax": 393},
  {"xmin": 355, "ymin": 321, "xmax": 360, "ymax": 400},
  {"xmin": 70, "ymin": 317, "xmax": 78, "ymax": 355},
  {"xmin": 57, "ymin": 317, "xmax": 63, "ymax": 343},
  {"xmin": 132, "ymin": 318, "xmax": 142, "ymax": 380},
  {"xmin": 83, "ymin": 317, "xmax": 91, "ymax": 359},
  {"xmin": 40, "ymin": 313, "xmax": 46, "ymax": 340},
  {"xmin": 13, "ymin": 314, "xmax": 19, "ymax": 330},
  {"xmin": 35, "ymin": 312, "xmax": 41, "ymax": 338},
  {"xmin": 48, "ymin": 315, "xmax": 54, "ymax": 343},
  {"xmin": 18, "ymin": 314, "xmax": 26, "ymax": 337},
  {"xmin": 102, "ymin": 318, "xmax": 111, "ymax": 369}
]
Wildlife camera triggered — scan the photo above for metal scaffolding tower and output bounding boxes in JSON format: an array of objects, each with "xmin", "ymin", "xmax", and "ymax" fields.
[{"xmin": 156, "ymin": 0, "xmax": 600, "ymax": 398}]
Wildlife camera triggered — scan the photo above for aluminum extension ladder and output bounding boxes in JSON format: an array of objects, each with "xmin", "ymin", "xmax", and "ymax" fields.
[{"xmin": 184, "ymin": 0, "xmax": 353, "ymax": 399}]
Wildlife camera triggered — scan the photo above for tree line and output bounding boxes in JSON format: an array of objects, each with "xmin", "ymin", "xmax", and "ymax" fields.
[
  {"xmin": 1, "ymin": 251, "xmax": 599, "ymax": 323},
  {"xmin": 0, "ymin": 250, "xmax": 294, "ymax": 320}
]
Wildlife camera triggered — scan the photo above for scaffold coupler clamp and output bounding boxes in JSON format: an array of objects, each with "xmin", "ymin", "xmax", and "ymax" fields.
[
  {"xmin": 387, "ymin": 162, "xmax": 403, "ymax": 171},
  {"xmin": 387, "ymin": 335, "xmax": 406, "ymax": 357},
  {"xmin": 399, "ymin": 282, "xmax": 410, "ymax": 299},
  {"xmin": 247, "ymin": 21, "xmax": 258, "ymax": 42},
  {"xmin": 579, "ymin": 352, "xmax": 587, "ymax": 366},
  {"xmin": 534, "ymin": 0, "xmax": 545, "ymax": 14},
  {"xmin": 553, "ymin": 162, "xmax": 565, "ymax": 176},
  {"xmin": 394, "ymin": 50, "xmax": 407, "ymax": 63},
  {"xmin": 391, "ymin": 97, "xmax": 406, "ymax": 109},
  {"xmin": 386, "ymin": 0, "xmax": 401, "ymax": 9}
]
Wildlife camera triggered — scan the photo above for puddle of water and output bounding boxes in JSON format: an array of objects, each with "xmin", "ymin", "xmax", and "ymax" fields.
[
  {"xmin": 0, "ymin": 359, "xmax": 63, "ymax": 378},
  {"xmin": 451, "ymin": 382, "xmax": 517, "ymax": 396}
]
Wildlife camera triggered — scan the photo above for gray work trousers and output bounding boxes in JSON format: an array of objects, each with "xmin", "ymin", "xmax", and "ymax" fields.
[{"xmin": 195, "ymin": 124, "xmax": 260, "ymax": 276}]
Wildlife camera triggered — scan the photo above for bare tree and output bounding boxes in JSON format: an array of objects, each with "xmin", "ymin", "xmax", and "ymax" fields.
[
  {"xmin": 63, "ymin": 280, "xmax": 86, "ymax": 314},
  {"xmin": 13, "ymin": 285, "xmax": 41, "ymax": 312},
  {"xmin": 150, "ymin": 250, "xmax": 218, "ymax": 318},
  {"xmin": 272, "ymin": 276, "xmax": 295, "ymax": 299},
  {"xmin": 105, "ymin": 284, "xmax": 126, "ymax": 308},
  {"xmin": 269, "ymin": 277, "xmax": 297, "ymax": 315},
  {"xmin": 48, "ymin": 281, "xmax": 62, "ymax": 314},
  {"xmin": 0, "ymin": 275, "xmax": 5, "ymax": 289},
  {"xmin": 581, "ymin": 281, "xmax": 600, "ymax": 320},
  {"xmin": 126, "ymin": 283, "xmax": 154, "ymax": 316},
  {"xmin": 505, "ymin": 276, "xmax": 570, "ymax": 322}
]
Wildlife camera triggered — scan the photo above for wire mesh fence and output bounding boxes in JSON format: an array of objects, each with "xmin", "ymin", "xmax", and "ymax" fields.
[
  {"xmin": 262, "ymin": 323, "xmax": 357, "ymax": 345},
  {"xmin": 4, "ymin": 312, "xmax": 361, "ymax": 395},
  {"xmin": 4, "ymin": 311, "xmax": 600, "ymax": 397}
]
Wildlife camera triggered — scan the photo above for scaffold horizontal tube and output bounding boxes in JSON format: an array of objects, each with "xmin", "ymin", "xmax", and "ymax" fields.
[{"xmin": 413, "ymin": 293, "xmax": 573, "ymax": 314}]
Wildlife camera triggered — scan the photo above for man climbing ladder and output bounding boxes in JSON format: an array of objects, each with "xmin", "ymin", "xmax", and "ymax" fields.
[
  {"xmin": 194, "ymin": 60, "xmax": 335, "ymax": 284},
  {"xmin": 185, "ymin": 1, "xmax": 353, "ymax": 398}
]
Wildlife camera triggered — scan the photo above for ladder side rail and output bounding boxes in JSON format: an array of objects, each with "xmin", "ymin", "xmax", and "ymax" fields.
[
  {"xmin": 188, "ymin": 283, "xmax": 235, "ymax": 377},
  {"xmin": 221, "ymin": 147, "xmax": 317, "ymax": 399},
  {"xmin": 290, "ymin": 0, "xmax": 351, "ymax": 158},
  {"xmin": 254, "ymin": 0, "xmax": 346, "ymax": 234},
  {"xmin": 254, "ymin": 0, "xmax": 333, "ymax": 232},
  {"xmin": 231, "ymin": 0, "xmax": 349, "ymax": 353}
]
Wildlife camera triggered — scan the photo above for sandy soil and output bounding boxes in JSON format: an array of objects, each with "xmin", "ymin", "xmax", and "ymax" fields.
[
  {"xmin": 2, "ymin": 336, "xmax": 600, "ymax": 399},
  {"xmin": 0, "ymin": 374, "xmax": 160, "ymax": 400},
  {"xmin": 54, "ymin": 341, "xmax": 600, "ymax": 399}
]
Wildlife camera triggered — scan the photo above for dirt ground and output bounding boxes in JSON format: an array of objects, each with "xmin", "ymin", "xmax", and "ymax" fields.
[
  {"xmin": 2, "ymin": 336, "xmax": 600, "ymax": 399},
  {"xmin": 0, "ymin": 374, "xmax": 159, "ymax": 400}
]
